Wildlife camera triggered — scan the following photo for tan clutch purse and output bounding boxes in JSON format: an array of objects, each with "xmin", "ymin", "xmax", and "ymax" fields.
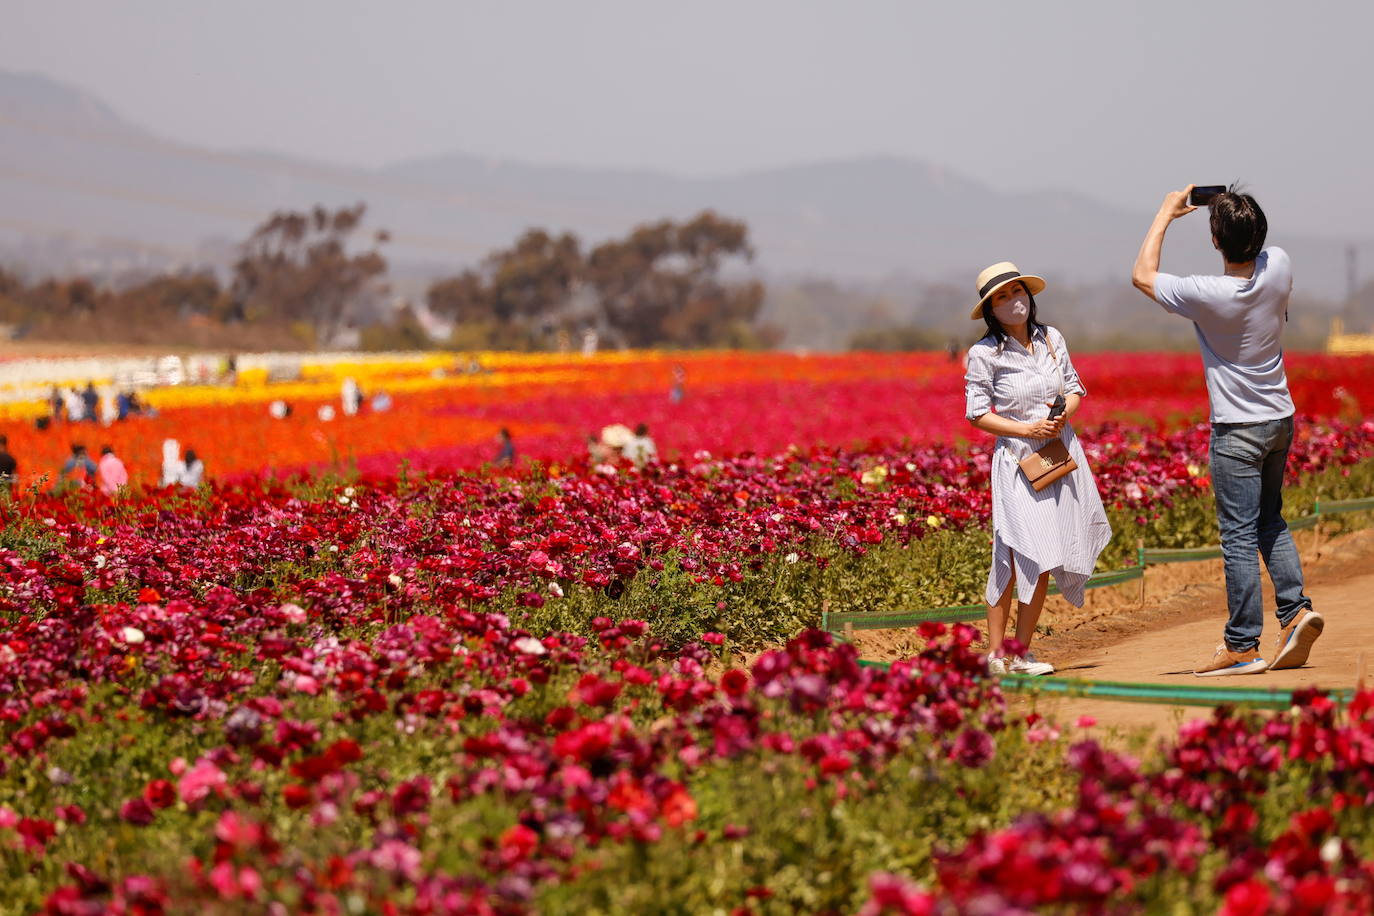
[{"xmin": 1018, "ymin": 438, "xmax": 1077, "ymax": 491}]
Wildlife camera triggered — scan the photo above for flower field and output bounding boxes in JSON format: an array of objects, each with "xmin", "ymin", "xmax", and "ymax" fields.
[
  {"xmin": 4, "ymin": 349, "xmax": 1374, "ymax": 912},
  {"xmin": 5, "ymin": 349, "xmax": 1371, "ymax": 489}
]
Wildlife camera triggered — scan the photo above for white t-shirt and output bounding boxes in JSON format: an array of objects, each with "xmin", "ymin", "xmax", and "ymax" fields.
[{"xmin": 1153, "ymin": 246, "xmax": 1295, "ymax": 423}]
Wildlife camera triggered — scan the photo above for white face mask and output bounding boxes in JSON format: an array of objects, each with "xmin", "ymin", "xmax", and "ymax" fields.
[{"xmin": 992, "ymin": 295, "xmax": 1030, "ymax": 325}]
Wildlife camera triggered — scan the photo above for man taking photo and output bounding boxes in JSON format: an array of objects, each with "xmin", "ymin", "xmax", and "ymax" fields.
[{"xmin": 1131, "ymin": 183, "xmax": 1322, "ymax": 676}]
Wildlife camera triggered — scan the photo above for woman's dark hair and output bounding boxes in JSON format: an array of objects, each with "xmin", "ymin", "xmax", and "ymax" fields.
[
  {"xmin": 184, "ymin": 449, "xmax": 198, "ymax": 465},
  {"xmin": 1209, "ymin": 183, "xmax": 1267, "ymax": 263},
  {"xmin": 980, "ymin": 288, "xmax": 1045, "ymax": 345}
]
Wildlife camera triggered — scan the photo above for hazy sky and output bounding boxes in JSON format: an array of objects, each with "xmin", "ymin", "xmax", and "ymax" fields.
[{"xmin": 2, "ymin": 0, "xmax": 1368, "ymax": 239}]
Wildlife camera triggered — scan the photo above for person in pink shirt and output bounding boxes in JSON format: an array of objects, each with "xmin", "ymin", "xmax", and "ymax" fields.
[{"xmin": 97, "ymin": 445, "xmax": 129, "ymax": 496}]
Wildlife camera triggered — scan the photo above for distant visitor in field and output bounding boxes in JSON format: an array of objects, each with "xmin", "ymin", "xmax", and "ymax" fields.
[
  {"xmin": 0, "ymin": 435, "xmax": 17, "ymax": 487},
  {"xmin": 964, "ymin": 262, "xmax": 1112, "ymax": 677},
  {"xmin": 623, "ymin": 423, "xmax": 658, "ymax": 469},
  {"xmin": 97, "ymin": 445, "xmax": 128, "ymax": 496},
  {"xmin": 48, "ymin": 385, "xmax": 64, "ymax": 424},
  {"xmin": 1133, "ymin": 184, "xmax": 1321, "ymax": 677},
  {"xmin": 159, "ymin": 439, "xmax": 186, "ymax": 487},
  {"xmin": 180, "ymin": 449, "xmax": 205, "ymax": 488},
  {"xmin": 81, "ymin": 382, "xmax": 99, "ymax": 424},
  {"xmin": 63, "ymin": 387, "xmax": 83, "ymax": 423},
  {"xmin": 341, "ymin": 376, "xmax": 363, "ymax": 416},
  {"xmin": 586, "ymin": 433, "xmax": 614, "ymax": 465},
  {"xmin": 494, "ymin": 428, "xmax": 515, "ymax": 467},
  {"xmin": 670, "ymin": 364, "xmax": 687, "ymax": 404},
  {"xmin": 59, "ymin": 443, "xmax": 97, "ymax": 490}
]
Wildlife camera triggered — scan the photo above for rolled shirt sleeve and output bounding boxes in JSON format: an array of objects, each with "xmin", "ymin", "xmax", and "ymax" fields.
[{"xmin": 964, "ymin": 344, "xmax": 994, "ymax": 420}]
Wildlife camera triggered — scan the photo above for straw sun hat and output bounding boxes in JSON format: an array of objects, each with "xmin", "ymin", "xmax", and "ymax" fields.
[{"xmin": 969, "ymin": 261, "xmax": 1046, "ymax": 320}]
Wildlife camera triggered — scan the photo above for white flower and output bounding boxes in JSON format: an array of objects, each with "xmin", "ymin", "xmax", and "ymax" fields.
[
  {"xmin": 785, "ymin": 552, "xmax": 800, "ymax": 564},
  {"xmin": 43, "ymin": 518, "xmax": 56, "ymax": 527},
  {"xmin": 328, "ymin": 544, "xmax": 339, "ymax": 553},
  {"xmin": 892, "ymin": 513, "xmax": 908, "ymax": 526},
  {"xmin": 547, "ymin": 582, "xmax": 564, "ymax": 598},
  {"xmin": 513, "ymin": 636, "xmax": 547, "ymax": 656},
  {"xmin": 1321, "ymin": 836, "xmax": 1342, "ymax": 864},
  {"xmin": 93, "ymin": 554, "xmax": 107, "ymax": 569},
  {"xmin": 343, "ymin": 487, "xmax": 356, "ymax": 498},
  {"xmin": 388, "ymin": 573, "xmax": 403, "ymax": 588},
  {"xmin": 280, "ymin": 603, "xmax": 307, "ymax": 624},
  {"xmin": 120, "ymin": 627, "xmax": 145, "ymax": 645},
  {"xmin": 337, "ymin": 496, "xmax": 352, "ymax": 506}
]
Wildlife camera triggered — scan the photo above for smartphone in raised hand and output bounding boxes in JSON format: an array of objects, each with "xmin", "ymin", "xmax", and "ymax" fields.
[{"xmin": 1188, "ymin": 185, "xmax": 1226, "ymax": 207}]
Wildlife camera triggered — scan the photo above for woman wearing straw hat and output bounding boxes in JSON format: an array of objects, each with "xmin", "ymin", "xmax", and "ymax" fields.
[{"xmin": 964, "ymin": 262, "xmax": 1112, "ymax": 676}]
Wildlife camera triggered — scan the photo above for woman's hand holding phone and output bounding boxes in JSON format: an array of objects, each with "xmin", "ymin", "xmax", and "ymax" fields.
[{"xmin": 1024, "ymin": 408, "xmax": 1066, "ymax": 439}]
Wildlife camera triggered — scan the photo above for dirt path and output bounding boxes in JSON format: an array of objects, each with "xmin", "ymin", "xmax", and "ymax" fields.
[{"xmin": 854, "ymin": 525, "xmax": 1374, "ymax": 744}]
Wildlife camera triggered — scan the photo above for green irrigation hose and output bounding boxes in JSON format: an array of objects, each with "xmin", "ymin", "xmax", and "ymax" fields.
[
  {"xmin": 854, "ymin": 658, "xmax": 1354, "ymax": 709},
  {"xmin": 827, "ymin": 503, "xmax": 1366, "ymax": 708}
]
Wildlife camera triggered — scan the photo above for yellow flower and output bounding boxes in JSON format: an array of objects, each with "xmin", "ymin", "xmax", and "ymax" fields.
[{"xmin": 927, "ymin": 515, "xmax": 943, "ymax": 528}]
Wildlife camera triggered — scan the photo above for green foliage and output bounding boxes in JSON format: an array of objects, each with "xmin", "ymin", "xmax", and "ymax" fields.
[{"xmin": 542, "ymin": 731, "xmax": 1076, "ymax": 914}]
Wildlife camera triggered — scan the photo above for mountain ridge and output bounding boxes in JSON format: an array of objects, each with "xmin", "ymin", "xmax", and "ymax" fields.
[{"xmin": 0, "ymin": 69, "xmax": 1360, "ymax": 300}]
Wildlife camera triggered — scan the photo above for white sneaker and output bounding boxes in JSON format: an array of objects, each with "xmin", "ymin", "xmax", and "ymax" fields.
[
  {"xmin": 1009, "ymin": 653, "xmax": 1054, "ymax": 677},
  {"xmin": 986, "ymin": 655, "xmax": 1007, "ymax": 676}
]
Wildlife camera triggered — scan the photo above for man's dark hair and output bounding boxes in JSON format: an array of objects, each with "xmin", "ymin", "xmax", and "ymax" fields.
[
  {"xmin": 0, "ymin": 435, "xmax": 7, "ymax": 448},
  {"xmin": 101, "ymin": 445, "xmax": 114, "ymax": 456},
  {"xmin": 980, "ymin": 290, "xmax": 1045, "ymax": 345},
  {"xmin": 1209, "ymin": 184, "xmax": 1267, "ymax": 263}
]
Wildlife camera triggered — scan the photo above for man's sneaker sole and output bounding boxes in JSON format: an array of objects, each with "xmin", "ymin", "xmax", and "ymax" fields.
[
  {"xmin": 1194, "ymin": 658, "xmax": 1269, "ymax": 677},
  {"xmin": 1270, "ymin": 612, "xmax": 1325, "ymax": 670}
]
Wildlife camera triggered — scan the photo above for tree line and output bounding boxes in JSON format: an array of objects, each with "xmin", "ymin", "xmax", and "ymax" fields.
[{"xmin": 0, "ymin": 204, "xmax": 778, "ymax": 351}]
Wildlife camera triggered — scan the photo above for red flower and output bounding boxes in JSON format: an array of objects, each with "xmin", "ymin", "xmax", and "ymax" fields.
[
  {"xmin": 143, "ymin": 779, "xmax": 176, "ymax": 809},
  {"xmin": 661, "ymin": 786, "xmax": 698, "ymax": 827},
  {"xmin": 119, "ymin": 798, "xmax": 156, "ymax": 827},
  {"xmin": 720, "ymin": 669, "xmax": 750, "ymax": 697},
  {"xmin": 1219, "ymin": 878, "xmax": 1271, "ymax": 916},
  {"xmin": 819, "ymin": 752, "xmax": 852, "ymax": 776},
  {"xmin": 281, "ymin": 784, "xmax": 312, "ymax": 809},
  {"xmin": 499, "ymin": 824, "xmax": 539, "ymax": 863}
]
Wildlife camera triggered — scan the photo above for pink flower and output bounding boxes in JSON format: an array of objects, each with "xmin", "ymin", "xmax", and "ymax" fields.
[
  {"xmin": 177, "ymin": 759, "xmax": 227, "ymax": 806},
  {"xmin": 293, "ymin": 675, "xmax": 320, "ymax": 695},
  {"xmin": 370, "ymin": 839, "xmax": 422, "ymax": 882}
]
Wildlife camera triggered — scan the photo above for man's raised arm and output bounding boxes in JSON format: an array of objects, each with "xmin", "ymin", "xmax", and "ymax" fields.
[{"xmin": 1133, "ymin": 185, "xmax": 1196, "ymax": 301}]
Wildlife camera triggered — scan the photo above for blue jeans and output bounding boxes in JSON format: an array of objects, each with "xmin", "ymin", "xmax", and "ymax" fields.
[{"xmin": 1209, "ymin": 416, "xmax": 1312, "ymax": 651}]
